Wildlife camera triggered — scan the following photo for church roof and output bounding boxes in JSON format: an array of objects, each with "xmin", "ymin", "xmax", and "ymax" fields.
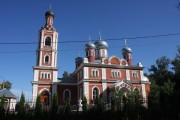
[{"xmin": 0, "ymin": 88, "xmax": 16, "ymax": 99}]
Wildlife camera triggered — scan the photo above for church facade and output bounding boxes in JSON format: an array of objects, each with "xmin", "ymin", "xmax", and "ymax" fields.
[{"xmin": 32, "ymin": 10, "xmax": 150, "ymax": 106}]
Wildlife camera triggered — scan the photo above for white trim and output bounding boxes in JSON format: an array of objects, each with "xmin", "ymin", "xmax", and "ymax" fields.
[
  {"xmin": 83, "ymin": 67, "xmax": 89, "ymax": 79},
  {"xmin": 44, "ymin": 55, "xmax": 50, "ymax": 64},
  {"xmin": 141, "ymin": 84, "xmax": 146, "ymax": 102},
  {"xmin": 102, "ymin": 82, "xmax": 107, "ymax": 101},
  {"xmin": 63, "ymin": 89, "xmax": 71, "ymax": 102},
  {"xmin": 38, "ymin": 88, "xmax": 52, "ymax": 104},
  {"xmin": 32, "ymin": 84, "xmax": 38, "ymax": 103},
  {"xmin": 52, "ymin": 51, "xmax": 54, "ymax": 66},
  {"xmin": 33, "ymin": 70, "xmax": 39, "ymax": 81},
  {"xmin": 92, "ymin": 86, "xmax": 100, "ymax": 100},
  {"xmin": 140, "ymin": 70, "xmax": 144, "ymax": 80},
  {"xmin": 39, "ymin": 51, "xmax": 42, "ymax": 66},
  {"xmin": 91, "ymin": 68, "xmax": 99, "ymax": 77},
  {"xmin": 53, "ymin": 71, "xmax": 58, "ymax": 82},
  {"xmin": 111, "ymin": 69, "xmax": 121, "ymax": 78},
  {"xmin": 102, "ymin": 68, "xmax": 106, "ymax": 79},
  {"xmin": 115, "ymin": 80, "xmax": 131, "ymax": 91},
  {"xmin": 38, "ymin": 88, "xmax": 51, "ymax": 95},
  {"xmin": 126, "ymin": 70, "xmax": 130, "ymax": 80},
  {"xmin": 40, "ymin": 31, "xmax": 44, "ymax": 49},
  {"xmin": 133, "ymin": 87, "xmax": 140, "ymax": 92},
  {"xmin": 120, "ymin": 59, "xmax": 128, "ymax": 66},
  {"xmin": 83, "ymin": 82, "xmax": 89, "ymax": 103},
  {"xmin": 109, "ymin": 56, "xmax": 121, "ymax": 65},
  {"xmin": 44, "ymin": 36, "xmax": 52, "ymax": 46},
  {"xmin": 132, "ymin": 71, "xmax": 138, "ymax": 79}
]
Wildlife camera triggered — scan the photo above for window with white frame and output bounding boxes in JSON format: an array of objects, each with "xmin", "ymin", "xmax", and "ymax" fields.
[
  {"xmin": 45, "ymin": 36, "xmax": 51, "ymax": 46},
  {"xmin": 40, "ymin": 72, "xmax": 51, "ymax": 79},
  {"xmin": 111, "ymin": 70, "xmax": 121, "ymax": 78},
  {"xmin": 63, "ymin": 89, "xmax": 71, "ymax": 102},
  {"xmin": 132, "ymin": 71, "xmax": 138, "ymax": 79},
  {"xmin": 45, "ymin": 55, "xmax": 49, "ymax": 64},
  {"xmin": 92, "ymin": 87, "xmax": 99, "ymax": 100},
  {"xmin": 91, "ymin": 69, "xmax": 99, "ymax": 77}
]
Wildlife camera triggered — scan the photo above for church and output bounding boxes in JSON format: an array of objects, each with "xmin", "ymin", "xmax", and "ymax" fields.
[{"xmin": 32, "ymin": 10, "xmax": 150, "ymax": 106}]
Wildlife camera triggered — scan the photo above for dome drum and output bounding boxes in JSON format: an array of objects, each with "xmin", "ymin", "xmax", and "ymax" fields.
[
  {"xmin": 122, "ymin": 47, "xmax": 132, "ymax": 55},
  {"xmin": 45, "ymin": 10, "xmax": 55, "ymax": 18},
  {"xmin": 85, "ymin": 42, "xmax": 96, "ymax": 51},
  {"xmin": 94, "ymin": 40, "xmax": 108, "ymax": 49},
  {"xmin": 75, "ymin": 57, "xmax": 83, "ymax": 63}
]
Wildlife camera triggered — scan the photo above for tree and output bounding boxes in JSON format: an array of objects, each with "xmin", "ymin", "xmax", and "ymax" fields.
[
  {"xmin": 95, "ymin": 97, "xmax": 105, "ymax": 113},
  {"xmin": 160, "ymin": 80, "xmax": 175, "ymax": 119},
  {"xmin": 172, "ymin": 46, "xmax": 180, "ymax": 119},
  {"xmin": 18, "ymin": 92, "xmax": 26, "ymax": 115},
  {"xmin": 0, "ymin": 81, "xmax": 12, "ymax": 90},
  {"xmin": 64, "ymin": 99, "xmax": 71, "ymax": 114},
  {"xmin": 51, "ymin": 93, "xmax": 58, "ymax": 115},
  {"xmin": 112, "ymin": 88, "xmax": 124, "ymax": 111},
  {"xmin": 82, "ymin": 96, "xmax": 87, "ymax": 113},
  {"xmin": 35, "ymin": 95, "xmax": 42, "ymax": 117},
  {"xmin": 149, "ymin": 56, "xmax": 174, "ymax": 85},
  {"xmin": 148, "ymin": 82, "xmax": 160, "ymax": 119},
  {"xmin": 0, "ymin": 94, "xmax": 6, "ymax": 118}
]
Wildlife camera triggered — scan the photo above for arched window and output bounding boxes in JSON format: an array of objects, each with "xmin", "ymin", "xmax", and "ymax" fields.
[
  {"xmin": 48, "ymin": 73, "xmax": 50, "ymax": 79},
  {"xmin": 91, "ymin": 69, "xmax": 99, "ymax": 77},
  {"xmin": 45, "ymin": 37, "xmax": 51, "ymax": 46},
  {"xmin": 45, "ymin": 73, "xmax": 47, "ymax": 79},
  {"xmin": 41, "ymin": 73, "xmax": 44, "ymax": 79},
  {"xmin": 132, "ymin": 71, "xmax": 138, "ymax": 79},
  {"xmin": 111, "ymin": 70, "xmax": 121, "ymax": 78},
  {"xmin": 63, "ymin": 89, "xmax": 71, "ymax": 102},
  {"xmin": 45, "ymin": 56, "xmax": 49, "ymax": 64},
  {"xmin": 93, "ymin": 87, "xmax": 99, "ymax": 100}
]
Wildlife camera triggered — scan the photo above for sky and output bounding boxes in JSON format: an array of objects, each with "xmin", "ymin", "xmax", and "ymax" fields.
[{"xmin": 0, "ymin": 0, "xmax": 180, "ymax": 100}]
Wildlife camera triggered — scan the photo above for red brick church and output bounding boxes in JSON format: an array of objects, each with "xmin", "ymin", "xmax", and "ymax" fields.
[{"xmin": 32, "ymin": 10, "xmax": 150, "ymax": 106}]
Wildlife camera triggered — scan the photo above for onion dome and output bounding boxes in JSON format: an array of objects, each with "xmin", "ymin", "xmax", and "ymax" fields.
[
  {"xmin": 75, "ymin": 56, "xmax": 83, "ymax": 63},
  {"xmin": 85, "ymin": 42, "xmax": 96, "ymax": 51},
  {"xmin": 142, "ymin": 76, "xmax": 149, "ymax": 82},
  {"xmin": 45, "ymin": 10, "xmax": 54, "ymax": 18},
  {"xmin": 122, "ymin": 47, "xmax": 132, "ymax": 55},
  {"xmin": 94, "ymin": 40, "xmax": 108, "ymax": 49},
  {"xmin": 122, "ymin": 39, "xmax": 132, "ymax": 55}
]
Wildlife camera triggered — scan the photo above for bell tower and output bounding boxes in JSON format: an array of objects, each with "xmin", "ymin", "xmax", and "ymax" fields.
[{"xmin": 32, "ymin": 10, "xmax": 58, "ymax": 105}]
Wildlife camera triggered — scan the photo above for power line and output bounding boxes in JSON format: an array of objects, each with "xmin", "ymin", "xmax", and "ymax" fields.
[
  {"xmin": 0, "ymin": 40, "xmax": 179, "ymax": 54},
  {"xmin": 0, "ymin": 32, "xmax": 180, "ymax": 45}
]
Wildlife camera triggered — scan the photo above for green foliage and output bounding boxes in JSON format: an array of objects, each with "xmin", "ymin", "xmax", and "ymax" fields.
[
  {"xmin": 18, "ymin": 92, "xmax": 26, "ymax": 115},
  {"xmin": 82, "ymin": 97, "xmax": 87, "ymax": 112},
  {"xmin": 35, "ymin": 95, "xmax": 42, "ymax": 116},
  {"xmin": 51, "ymin": 93, "xmax": 58, "ymax": 115},
  {"xmin": 148, "ymin": 82, "xmax": 160, "ymax": 119},
  {"xmin": 149, "ymin": 56, "xmax": 174, "ymax": 85},
  {"xmin": 0, "ymin": 94, "xmax": 6, "ymax": 118},
  {"xmin": 65, "ymin": 99, "xmax": 71, "ymax": 114},
  {"xmin": 0, "ymin": 94, "xmax": 6, "ymax": 108},
  {"xmin": 95, "ymin": 98, "xmax": 105, "ymax": 113},
  {"xmin": 0, "ymin": 81, "xmax": 12, "ymax": 90},
  {"xmin": 112, "ymin": 88, "xmax": 124, "ymax": 111},
  {"xmin": 160, "ymin": 80, "xmax": 175, "ymax": 119}
]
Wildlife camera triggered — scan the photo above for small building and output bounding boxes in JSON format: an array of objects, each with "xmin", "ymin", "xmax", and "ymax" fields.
[{"xmin": 0, "ymin": 88, "xmax": 17, "ymax": 111}]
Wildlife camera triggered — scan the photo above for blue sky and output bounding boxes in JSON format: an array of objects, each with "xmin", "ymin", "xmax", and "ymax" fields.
[{"xmin": 0, "ymin": 0, "xmax": 180, "ymax": 100}]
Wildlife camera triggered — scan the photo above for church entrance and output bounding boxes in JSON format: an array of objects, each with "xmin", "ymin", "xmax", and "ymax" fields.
[{"xmin": 40, "ymin": 91, "xmax": 49, "ymax": 107}]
